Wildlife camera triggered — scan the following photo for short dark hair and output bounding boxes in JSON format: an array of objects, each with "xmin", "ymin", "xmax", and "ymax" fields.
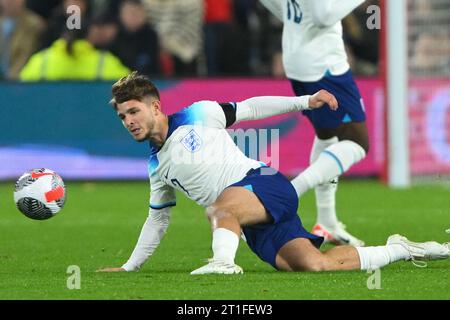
[{"xmin": 110, "ymin": 71, "xmax": 160, "ymax": 109}]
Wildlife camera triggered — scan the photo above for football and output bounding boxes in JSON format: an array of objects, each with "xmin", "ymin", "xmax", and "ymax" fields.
[{"xmin": 13, "ymin": 168, "xmax": 66, "ymax": 220}]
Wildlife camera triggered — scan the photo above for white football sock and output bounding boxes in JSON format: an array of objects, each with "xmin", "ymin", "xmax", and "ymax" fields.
[
  {"xmin": 309, "ymin": 136, "xmax": 339, "ymax": 163},
  {"xmin": 309, "ymin": 136, "xmax": 339, "ymax": 228},
  {"xmin": 356, "ymin": 245, "xmax": 411, "ymax": 270},
  {"xmin": 212, "ymin": 228, "xmax": 239, "ymax": 264},
  {"xmin": 291, "ymin": 140, "xmax": 366, "ymax": 197},
  {"xmin": 315, "ymin": 182, "xmax": 338, "ymax": 228}
]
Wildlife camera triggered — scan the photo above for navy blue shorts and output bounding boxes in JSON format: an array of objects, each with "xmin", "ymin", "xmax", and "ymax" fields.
[
  {"xmin": 227, "ymin": 167, "xmax": 323, "ymax": 269},
  {"xmin": 290, "ymin": 70, "xmax": 366, "ymax": 129}
]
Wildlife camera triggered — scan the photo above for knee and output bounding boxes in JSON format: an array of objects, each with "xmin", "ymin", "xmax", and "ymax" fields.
[
  {"xmin": 338, "ymin": 124, "xmax": 370, "ymax": 154},
  {"xmin": 344, "ymin": 135, "xmax": 369, "ymax": 155},
  {"xmin": 290, "ymin": 259, "xmax": 329, "ymax": 272},
  {"xmin": 205, "ymin": 206, "xmax": 217, "ymax": 222},
  {"xmin": 358, "ymin": 139, "xmax": 369, "ymax": 155},
  {"xmin": 304, "ymin": 260, "xmax": 328, "ymax": 272},
  {"xmin": 205, "ymin": 205, "xmax": 231, "ymax": 222}
]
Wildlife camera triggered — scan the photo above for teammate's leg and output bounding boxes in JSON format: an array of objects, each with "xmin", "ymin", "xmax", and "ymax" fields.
[
  {"xmin": 290, "ymin": 123, "xmax": 367, "ymax": 246},
  {"xmin": 305, "ymin": 131, "xmax": 340, "ymax": 229},
  {"xmin": 291, "ymin": 122, "xmax": 368, "ymax": 197},
  {"xmin": 336, "ymin": 121, "xmax": 369, "ymax": 152},
  {"xmin": 290, "ymin": 72, "xmax": 368, "ymax": 246}
]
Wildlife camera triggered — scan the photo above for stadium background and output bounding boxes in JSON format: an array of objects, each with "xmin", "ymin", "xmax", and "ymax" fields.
[{"xmin": 0, "ymin": 0, "xmax": 449, "ymax": 300}]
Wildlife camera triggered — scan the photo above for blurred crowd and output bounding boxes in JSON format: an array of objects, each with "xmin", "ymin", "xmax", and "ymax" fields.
[
  {"xmin": 409, "ymin": 0, "xmax": 450, "ymax": 76},
  {"xmin": 1, "ymin": 0, "xmax": 446, "ymax": 82}
]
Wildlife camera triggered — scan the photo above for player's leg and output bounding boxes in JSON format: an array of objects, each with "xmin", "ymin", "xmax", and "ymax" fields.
[
  {"xmin": 190, "ymin": 185, "xmax": 273, "ymax": 275},
  {"xmin": 276, "ymin": 235, "xmax": 449, "ymax": 272},
  {"xmin": 206, "ymin": 186, "xmax": 272, "ymax": 262},
  {"xmin": 207, "ymin": 186, "xmax": 273, "ymax": 234},
  {"xmin": 191, "ymin": 166, "xmax": 303, "ymax": 275},
  {"xmin": 275, "ymin": 238, "xmax": 360, "ymax": 271}
]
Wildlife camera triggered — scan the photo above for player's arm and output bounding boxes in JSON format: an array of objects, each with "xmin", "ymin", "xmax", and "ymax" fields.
[
  {"xmin": 259, "ymin": 0, "xmax": 283, "ymax": 22},
  {"xmin": 98, "ymin": 177, "xmax": 175, "ymax": 272},
  {"xmin": 98, "ymin": 207, "xmax": 172, "ymax": 272},
  {"xmin": 120, "ymin": 206, "xmax": 172, "ymax": 271},
  {"xmin": 198, "ymin": 90, "xmax": 336, "ymax": 129},
  {"xmin": 309, "ymin": 0, "xmax": 366, "ymax": 27},
  {"xmin": 231, "ymin": 90, "xmax": 338, "ymax": 125}
]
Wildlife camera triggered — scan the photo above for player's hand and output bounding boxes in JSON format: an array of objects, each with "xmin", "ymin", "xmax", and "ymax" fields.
[
  {"xmin": 96, "ymin": 267, "xmax": 126, "ymax": 272},
  {"xmin": 308, "ymin": 89, "xmax": 339, "ymax": 110}
]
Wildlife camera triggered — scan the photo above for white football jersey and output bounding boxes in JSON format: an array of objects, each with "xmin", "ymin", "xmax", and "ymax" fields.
[
  {"xmin": 261, "ymin": 0, "xmax": 354, "ymax": 82},
  {"xmin": 148, "ymin": 101, "xmax": 262, "ymax": 209}
]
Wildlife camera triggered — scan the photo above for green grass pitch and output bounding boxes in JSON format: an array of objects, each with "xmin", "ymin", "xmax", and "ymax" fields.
[{"xmin": 0, "ymin": 180, "xmax": 449, "ymax": 300}]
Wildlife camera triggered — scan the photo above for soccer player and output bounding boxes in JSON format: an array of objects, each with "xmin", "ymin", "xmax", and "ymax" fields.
[
  {"xmin": 98, "ymin": 72, "xmax": 448, "ymax": 274},
  {"xmin": 260, "ymin": 0, "xmax": 370, "ymax": 246}
]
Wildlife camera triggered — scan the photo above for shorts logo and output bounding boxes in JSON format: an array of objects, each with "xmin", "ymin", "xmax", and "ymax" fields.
[{"xmin": 181, "ymin": 129, "xmax": 202, "ymax": 153}]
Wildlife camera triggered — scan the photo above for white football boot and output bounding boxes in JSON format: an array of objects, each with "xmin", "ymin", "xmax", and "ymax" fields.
[
  {"xmin": 312, "ymin": 221, "xmax": 365, "ymax": 247},
  {"xmin": 387, "ymin": 234, "xmax": 449, "ymax": 267},
  {"xmin": 190, "ymin": 259, "xmax": 243, "ymax": 275}
]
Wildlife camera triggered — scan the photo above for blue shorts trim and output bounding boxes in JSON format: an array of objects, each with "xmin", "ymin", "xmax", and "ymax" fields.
[
  {"xmin": 290, "ymin": 69, "xmax": 366, "ymax": 129},
  {"xmin": 227, "ymin": 167, "xmax": 323, "ymax": 268}
]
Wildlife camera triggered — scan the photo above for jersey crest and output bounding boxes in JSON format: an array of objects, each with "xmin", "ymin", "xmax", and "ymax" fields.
[{"xmin": 181, "ymin": 129, "xmax": 202, "ymax": 153}]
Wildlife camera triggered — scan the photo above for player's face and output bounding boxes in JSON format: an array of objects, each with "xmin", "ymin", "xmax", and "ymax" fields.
[{"xmin": 116, "ymin": 99, "xmax": 156, "ymax": 142}]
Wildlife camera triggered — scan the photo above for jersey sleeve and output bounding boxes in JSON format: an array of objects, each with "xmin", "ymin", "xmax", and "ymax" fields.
[
  {"xmin": 121, "ymin": 206, "xmax": 171, "ymax": 271},
  {"xmin": 181, "ymin": 100, "xmax": 237, "ymax": 129},
  {"xmin": 149, "ymin": 173, "xmax": 176, "ymax": 210}
]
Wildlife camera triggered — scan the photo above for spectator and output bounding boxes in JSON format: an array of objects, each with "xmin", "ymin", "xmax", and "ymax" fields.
[
  {"xmin": 411, "ymin": 32, "xmax": 450, "ymax": 76},
  {"xmin": 88, "ymin": 13, "xmax": 119, "ymax": 51},
  {"xmin": 25, "ymin": 0, "xmax": 62, "ymax": 20},
  {"xmin": 217, "ymin": 0, "xmax": 256, "ymax": 75},
  {"xmin": 0, "ymin": 0, "xmax": 45, "ymax": 80},
  {"xmin": 90, "ymin": 0, "xmax": 123, "ymax": 19},
  {"xmin": 409, "ymin": 0, "xmax": 450, "ymax": 76},
  {"xmin": 249, "ymin": 1, "xmax": 283, "ymax": 76},
  {"xmin": 143, "ymin": 0, "xmax": 203, "ymax": 76},
  {"xmin": 19, "ymin": 25, "xmax": 130, "ymax": 81},
  {"xmin": 111, "ymin": 0, "xmax": 160, "ymax": 76},
  {"xmin": 203, "ymin": 0, "xmax": 233, "ymax": 75}
]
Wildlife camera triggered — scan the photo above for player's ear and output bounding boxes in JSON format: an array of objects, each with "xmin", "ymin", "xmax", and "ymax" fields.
[{"xmin": 151, "ymin": 100, "xmax": 162, "ymax": 114}]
